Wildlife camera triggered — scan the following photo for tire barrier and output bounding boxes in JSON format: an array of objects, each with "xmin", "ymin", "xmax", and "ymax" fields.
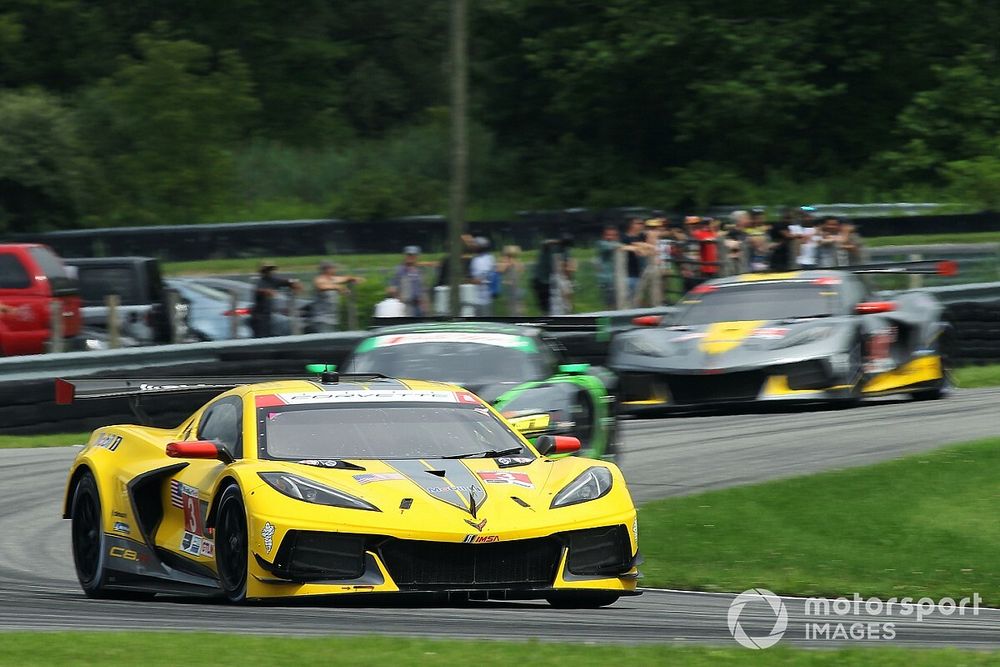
[{"xmin": 945, "ymin": 300, "xmax": 1000, "ymax": 364}]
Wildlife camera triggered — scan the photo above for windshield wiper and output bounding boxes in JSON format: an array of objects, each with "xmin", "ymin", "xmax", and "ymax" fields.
[{"xmin": 443, "ymin": 446, "xmax": 524, "ymax": 460}]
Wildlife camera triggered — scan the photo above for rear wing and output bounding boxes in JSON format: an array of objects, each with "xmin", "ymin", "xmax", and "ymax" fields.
[
  {"xmin": 54, "ymin": 376, "xmax": 283, "ymax": 405},
  {"xmin": 844, "ymin": 259, "xmax": 958, "ymax": 276},
  {"xmin": 54, "ymin": 372, "xmax": 391, "ymax": 405}
]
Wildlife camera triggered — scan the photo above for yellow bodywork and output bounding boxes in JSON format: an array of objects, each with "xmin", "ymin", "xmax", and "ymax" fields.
[{"xmin": 64, "ymin": 378, "xmax": 639, "ymax": 600}]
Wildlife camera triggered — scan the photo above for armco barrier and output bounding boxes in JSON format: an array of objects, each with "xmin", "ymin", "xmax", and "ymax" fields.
[{"xmin": 0, "ymin": 286, "xmax": 997, "ymax": 435}]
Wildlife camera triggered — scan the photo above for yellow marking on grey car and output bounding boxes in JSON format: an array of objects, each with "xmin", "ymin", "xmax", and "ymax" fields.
[
  {"xmin": 738, "ymin": 272, "xmax": 801, "ymax": 281},
  {"xmin": 862, "ymin": 355, "xmax": 942, "ymax": 393},
  {"xmin": 699, "ymin": 320, "xmax": 766, "ymax": 355},
  {"xmin": 760, "ymin": 376, "xmax": 852, "ymax": 397}
]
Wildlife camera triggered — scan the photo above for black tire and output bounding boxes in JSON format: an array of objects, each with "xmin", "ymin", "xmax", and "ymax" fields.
[
  {"xmin": 569, "ymin": 390, "xmax": 595, "ymax": 453},
  {"xmin": 216, "ymin": 484, "xmax": 249, "ymax": 603},
  {"xmin": 911, "ymin": 334, "xmax": 952, "ymax": 401},
  {"xmin": 70, "ymin": 471, "xmax": 110, "ymax": 598},
  {"xmin": 840, "ymin": 335, "xmax": 865, "ymax": 406},
  {"xmin": 545, "ymin": 591, "xmax": 621, "ymax": 608}
]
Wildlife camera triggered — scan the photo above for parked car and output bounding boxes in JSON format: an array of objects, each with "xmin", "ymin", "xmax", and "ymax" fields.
[
  {"xmin": 64, "ymin": 257, "xmax": 185, "ymax": 345},
  {"xmin": 182, "ymin": 276, "xmax": 311, "ymax": 336},
  {"xmin": 0, "ymin": 243, "xmax": 82, "ymax": 355},
  {"xmin": 165, "ymin": 278, "xmax": 253, "ymax": 340}
]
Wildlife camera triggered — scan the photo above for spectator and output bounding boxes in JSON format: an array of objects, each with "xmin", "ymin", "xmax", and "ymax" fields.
[
  {"xmin": 392, "ymin": 245, "xmax": 428, "ymax": 316},
  {"xmin": 767, "ymin": 209, "xmax": 795, "ymax": 271},
  {"xmin": 373, "ymin": 286, "xmax": 407, "ymax": 318},
  {"xmin": 747, "ymin": 207, "xmax": 769, "ymax": 235},
  {"xmin": 497, "ymin": 245, "xmax": 525, "ymax": 315},
  {"xmin": 839, "ymin": 221, "xmax": 864, "ymax": 265},
  {"xmin": 250, "ymin": 261, "xmax": 301, "ymax": 338},
  {"xmin": 790, "ymin": 206, "xmax": 818, "ymax": 270},
  {"xmin": 745, "ymin": 208, "xmax": 771, "ymax": 272},
  {"xmin": 725, "ymin": 210, "xmax": 750, "ymax": 273},
  {"xmin": 469, "ymin": 236, "xmax": 497, "ymax": 316},
  {"xmin": 532, "ymin": 234, "xmax": 573, "ymax": 315},
  {"xmin": 310, "ymin": 260, "xmax": 363, "ymax": 332},
  {"xmin": 621, "ymin": 217, "xmax": 651, "ymax": 301},
  {"xmin": 595, "ymin": 225, "xmax": 621, "ymax": 308},
  {"xmin": 687, "ymin": 216, "xmax": 720, "ymax": 286},
  {"xmin": 816, "ymin": 216, "xmax": 846, "ymax": 268}
]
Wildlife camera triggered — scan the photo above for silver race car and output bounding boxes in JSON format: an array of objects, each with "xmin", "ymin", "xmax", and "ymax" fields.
[{"xmin": 610, "ymin": 265, "xmax": 953, "ymax": 411}]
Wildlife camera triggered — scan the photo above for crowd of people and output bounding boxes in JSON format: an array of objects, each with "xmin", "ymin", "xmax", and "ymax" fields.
[
  {"xmin": 595, "ymin": 207, "xmax": 865, "ymax": 308},
  {"xmin": 246, "ymin": 206, "xmax": 866, "ymax": 334}
]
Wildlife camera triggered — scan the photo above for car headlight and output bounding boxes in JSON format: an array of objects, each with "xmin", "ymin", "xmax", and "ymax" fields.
[
  {"xmin": 258, "ymin": 472, "xmax": 379, "ymax": 511},
  {"xmin": 771, "ymin": 326, "xmax": 834, "ymax": 349},
  {"xmin": 550, "ymin": 467, "xmax": 613, "ymax": 508}
]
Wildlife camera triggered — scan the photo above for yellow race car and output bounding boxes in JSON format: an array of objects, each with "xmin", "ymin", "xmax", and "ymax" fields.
[{"xmin": 58, "ymin": 371, "xmax": 640, "ymax": 607}]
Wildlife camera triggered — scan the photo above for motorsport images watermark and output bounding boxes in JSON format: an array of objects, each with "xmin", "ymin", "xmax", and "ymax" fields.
[{"xmin": 727, "ymin": 589, "xmax": 983, "ymax": 649}]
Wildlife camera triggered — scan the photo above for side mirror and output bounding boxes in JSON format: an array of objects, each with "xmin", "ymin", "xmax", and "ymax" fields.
[
  {"xmin": 535, "ymin": 435, "xmax": 581, "ymax": 456},
  {"xmin": 855, "ymin": 301, "xmax": 896, "ymax": 315},
  {"xmin": 166, "ymin": 440, "xmax": 233, "ymax": 463},
  {"xmin": 632, "ymin": 315, "xmax": 662, "ymax": 327}
]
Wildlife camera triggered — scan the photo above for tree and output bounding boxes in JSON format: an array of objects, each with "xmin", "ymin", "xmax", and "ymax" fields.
[
  {"xmin": 78, "ymin": 28, "xmax": 258, "ymax": 225},
  {"xmin": 0, "ymin": 89, "xmax": 90, "ymax": 232}
]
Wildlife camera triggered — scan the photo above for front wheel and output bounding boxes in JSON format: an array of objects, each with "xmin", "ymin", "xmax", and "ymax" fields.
[
  {"xmin": 70, "ymin": 472, "xmax": 110, "ymax": 598},
  {"xmin": 546, "ymin": 591, "xmax": 621, "ymax": 608},
  {"xmin": 215, "ymin": 485, "xmax": 249, "ymax": 603}
]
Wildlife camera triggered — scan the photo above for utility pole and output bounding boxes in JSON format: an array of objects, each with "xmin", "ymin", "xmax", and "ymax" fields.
[{"xmin": 447, "ymin": 0, "xmax": 468, "ymax": 316}]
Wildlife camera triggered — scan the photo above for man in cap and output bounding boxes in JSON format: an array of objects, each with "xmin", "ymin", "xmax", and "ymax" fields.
[
  {"xmin": 391, "ymin": 245, "xmax": 428, "ymax": 317},
  {"xmin": 250, "ymin": 261, "xmax": 301, "ymax": 338}
]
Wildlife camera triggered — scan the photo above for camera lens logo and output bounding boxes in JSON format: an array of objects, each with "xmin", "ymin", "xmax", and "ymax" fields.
[{"xmin": 727, "ymin": 588, "xmax": 788, "ymax": 649}]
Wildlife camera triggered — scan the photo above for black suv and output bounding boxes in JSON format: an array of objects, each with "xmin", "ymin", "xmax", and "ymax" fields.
[{"xmin": 64, "ymin": 257, "xmax": 184, "ymax": 345}]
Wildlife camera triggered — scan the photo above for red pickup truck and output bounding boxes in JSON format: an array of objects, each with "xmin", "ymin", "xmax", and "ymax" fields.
[{"xmin": 0, "ymin": 244, "xmax": 81, "ymax": 355}]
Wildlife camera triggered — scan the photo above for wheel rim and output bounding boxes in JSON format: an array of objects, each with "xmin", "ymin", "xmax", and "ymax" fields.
[
  {"xmin": 217, "ymin": 497, "xmax": 247, "ymax": 594},
  {"xmin": 72, "ymin": 491, "xmax": 101, "ymax": 584}
]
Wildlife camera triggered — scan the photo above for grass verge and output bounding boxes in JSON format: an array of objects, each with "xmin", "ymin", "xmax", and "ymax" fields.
[
  {"xmin": 865, "ymin": 231, "xmax": 1000, "ymax": 247},
  {"xmin": 954, "ymin": 364, "xmax": 1000, "ymax": 389},
  {"xmin": 0, "ymin": 633, "xmax": 996, "ymax": 666},
  {"xmin": 0, "ymin": 432, "xmax": 89, "ymax": 448},
  {"xmin": 638, "ymin": 437, "xmax": 1000, "ymax": 604}
]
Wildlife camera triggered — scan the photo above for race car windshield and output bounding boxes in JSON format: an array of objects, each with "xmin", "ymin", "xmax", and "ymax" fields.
[
  {"xmin": 346, "ymin": 341, "xmax": 544, "ymax": 385},
  {"xmin": 675, "ymin": 284, "xmax": 842, "ymax": 325},
  {"xmin": 259, "ymin": 403, "xmax": 530, "ymax": 460}
]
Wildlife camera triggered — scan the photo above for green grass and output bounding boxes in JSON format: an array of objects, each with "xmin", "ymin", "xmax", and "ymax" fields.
[
  {"xmin": 638, "ymin": 437, "xmax": 1000, "ymax": 604},
  {"xmin": 954, "ymin": 364, "xmax": 1000, "ymax": 389},
  {"xmin": 0, "ymin": 633, "xmax": 996, "ymax": 666},
  {"xmin": 0, "ymin": 432, "xmax": 89, "ymax": 448},
  {"xmin": 865, "ymin": 231, "xmax": 1000, "ymax": 247}
]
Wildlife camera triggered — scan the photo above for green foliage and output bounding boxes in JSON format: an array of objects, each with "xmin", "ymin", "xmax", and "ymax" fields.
[
  {"xmin": 942, "ymin": 152, "xmax": 1000, "ymax": 211},
  {"xmin": 0, "ymin": 88, "xmax": 91, "ymax": 232},
  {"xmin": 78, "ymin": 27, "xmax": 258, "ymax": 226}
]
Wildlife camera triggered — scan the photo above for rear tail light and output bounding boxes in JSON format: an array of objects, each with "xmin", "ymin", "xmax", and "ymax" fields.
[{"xmin": 224, "ymin": 308, "xmax": 251, "ymax": 316}]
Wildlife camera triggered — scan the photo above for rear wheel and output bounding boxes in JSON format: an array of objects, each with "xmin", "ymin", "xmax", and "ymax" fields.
[
  {"xmin": 70, "ymin": 472, "xmax": 109, "ymax": 598},
  {"xmin": 216, "ymin": 485, "xmax": 249, "ymax": 603},
  {"xmin": 545, "ymin": 592, "xmax": 621, "ymax": 608}
]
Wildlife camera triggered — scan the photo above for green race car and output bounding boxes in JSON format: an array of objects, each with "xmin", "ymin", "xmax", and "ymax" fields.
[{"xmin": 341, "ymin": 322, "xmax": 620, "ymax": 461}]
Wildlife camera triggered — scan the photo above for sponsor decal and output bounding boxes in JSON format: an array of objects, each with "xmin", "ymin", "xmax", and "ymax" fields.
[
  {"xmin": 183, "ymin": 493, "xmax": 205, "ymax": 536},
  {"xmin": 464, "ymin": 518, "xmax": 488, "ymax": 532},
  {"xmin": 463, "ymin": 534, "xmax": 499, "ymax": 544},
  {"xmin": 139, "ymin": 382, "xmax": 213, "ymax": 392},
  {"xmin": 261, "ymin": 522, "xmax": 275, "ymax": 554},
  {"xmin": 428, "ymin": 485, "xmax": 476, "ymax": 494},
  {"xmin": 113, "ymin": 521, "xmax": 130, "ymax": 535},
  {"xmin": 455, "ymin": 391, "xmax": 481, "ymax": 405},
  {"xmin": 169, "ymin": 479, "xmax": 199, "ymax": 509},
  {"xmin": 751, "ymin": 327, "xmax": 790, "ymax": 340},
  {"xmin": 112, "ymin": 510, "xmax": 127, "ymax": 518},
  {"xmin": 199, "ymin": 539, "xmax": 215, "ymax": 558},
  {"xmin": 353, "ymin": 472, "xmax": 405, "ymax": 485},
  {"xmin": 478, "ymin": 471, "xmax": 533, "ymax": 488},
  {"xmin": 495, "ymin": 456, "xmax": 533, "ymax": 468},
  {"xmin": 109, "ymin": 546, "xmax": 139, "ymax": 561},
  {"xmin": 180, "ymin": 531, "xmax": 203, "ymax": 556},
  {"xmin": 373, "ymin": 332, "xmax": 525, "ymax": 348},
  {"xmin": 276, "ymin": 391, "xmax": 460, "ymax": 404},
  {"xmin": 298, "ymin": 459, "xmax": 347, "ymax": 468},
  {"xmin": 94, "ymin": 432, "xmax": 122, "ymax": 452}
]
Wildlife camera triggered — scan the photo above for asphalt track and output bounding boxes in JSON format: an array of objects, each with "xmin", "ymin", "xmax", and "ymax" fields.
[{"xmin": 1, "ymin": 387, "xmax": 998, "ymax": 647}]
